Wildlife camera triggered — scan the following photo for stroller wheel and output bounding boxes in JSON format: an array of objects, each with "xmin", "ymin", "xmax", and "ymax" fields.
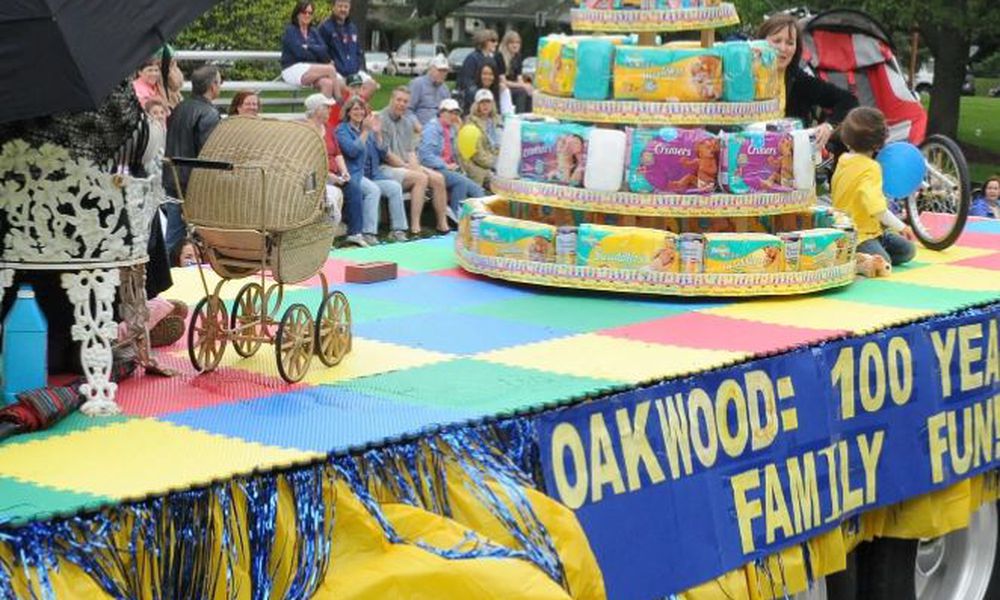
[
  {"xmin": 315, "ymin": 291, "xmax": 352, "ymax": 367},
  {"xmin": 188, "ymin": 296, "xmax": 229, "ymax": 373},
  {"xmin": 905, "ymin": 134, "xmax": 971, "ymax": 250},
  {"xmin": 276, "ymin": 303, "xmax": 315, "ymax": 383},
  {"xmin": 231, "ymin": 282, "xmax": 264, "ymax": 358}
]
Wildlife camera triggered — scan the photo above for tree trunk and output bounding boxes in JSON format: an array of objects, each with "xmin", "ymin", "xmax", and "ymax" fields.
[{"xmin": 920, "ymin": 21, "xmax": 969, "ymax": 140}]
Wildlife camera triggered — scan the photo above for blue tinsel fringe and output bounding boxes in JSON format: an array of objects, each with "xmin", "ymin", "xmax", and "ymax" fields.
[{"xmin": 0, "ymin": 417, "xmax": 560, "ymax": 598}]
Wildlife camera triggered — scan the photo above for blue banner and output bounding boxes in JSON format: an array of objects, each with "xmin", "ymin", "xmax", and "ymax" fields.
[{"xmin": 536, "ymin": 303, "xmax": 1000, "ymax": 600}]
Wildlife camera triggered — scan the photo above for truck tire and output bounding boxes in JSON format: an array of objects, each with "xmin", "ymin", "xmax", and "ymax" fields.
[{"xmin": 794, "ymin": 503, "xmax": 1000, "ymax": 600}]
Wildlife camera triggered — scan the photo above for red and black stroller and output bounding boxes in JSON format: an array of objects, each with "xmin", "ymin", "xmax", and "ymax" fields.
[{"xmin": 799, "ymin": 9, "xmax": 971, "ymax": 249}]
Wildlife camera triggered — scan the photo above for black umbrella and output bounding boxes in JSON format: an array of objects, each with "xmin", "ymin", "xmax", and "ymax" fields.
[{"xmin": 0, "ymin": 0, "xmax": 222, "ymax": 124}]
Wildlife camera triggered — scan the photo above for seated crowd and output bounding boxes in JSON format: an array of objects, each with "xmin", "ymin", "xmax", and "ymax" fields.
[{"xmin": 135, "ymin": 0, "xmax": 526, "ymax": 253}]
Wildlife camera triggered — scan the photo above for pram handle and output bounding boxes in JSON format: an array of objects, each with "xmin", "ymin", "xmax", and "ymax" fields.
[{"xmin": 163, "ymin": 157, "xmax": 234, "ymax": 171}]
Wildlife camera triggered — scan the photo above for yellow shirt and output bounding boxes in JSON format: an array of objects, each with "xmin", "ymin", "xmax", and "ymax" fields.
[{"xmin": 831, "ymin": 152, "xmax": 887, "ymax": 243}]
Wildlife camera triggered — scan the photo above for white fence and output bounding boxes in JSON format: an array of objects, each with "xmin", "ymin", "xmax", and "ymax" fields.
[{"xmin": 175, "ymin": 50, "xmax": 304, "ymax": 118}]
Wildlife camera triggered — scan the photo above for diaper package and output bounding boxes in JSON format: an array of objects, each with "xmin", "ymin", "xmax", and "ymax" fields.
[
  {"xmin": 537, "ymin": 36, "xmax": 579, "ymax": 97},
  {"xmin": 476, "ymin": 216, "xmax": 557, "ymax": 262},
  {"xmin": 584, "ymin": 128, "xmax": 627, "ymax": 191},
  {"xmin": 574, "ymin": 39, "xmax": 617, "ymax": 100},
  {"xmin": 519, "ymin": 122, "xmax": 592, "ymax": 187},
  {"xmin": 704, "ymin": 233, "xmax": 784, "ymax": 273},
  {"xmin": 614, "ymin": 46, "xmax": 722, "ymax": 102},
  {"xmin": 626, "ymin": 127, "xmax": 718, "ymax": 194},
  {"xmin": 749, "ymin": 41, "xmax": 781, "ymax": 100},
  {"xmin": 718, "ymin": 131, "xmax": 793, "ymax": 193},
  {"xmin": 798, "ymin": 228, "xmax": 847, "ymax": 270},
  {"xmin": 718, "ymin": 42, "xmax": 755, "ymax": 102},
  {"xmin": 577, "ymin": 223, "xmax": 678, "ymax": 271}
]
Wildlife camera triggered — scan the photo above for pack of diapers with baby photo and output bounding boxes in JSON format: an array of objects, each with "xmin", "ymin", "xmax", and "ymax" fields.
[
  {"xmin": 703, "ymin": 232, "xmax": 785, "ymax": 273},
  {"xmin": 577, "ymin": 223, "xmax": 678, "ymax": 271},
  {"xmin": 718, "ymin": 131, "xmax": 793, "ymax": 193},
  {"xmin": 614, "ymin": 46, "xmax": 722, "ymax": 102},
  {"xmin": 626, "ymin": 127, "xmax": 718, "ymax": 194},
  {"xmin": 476, "ymin": 215, "xmax": 557, "ymax": 262},
  {"xmin": 518, "ymin": 121, "xmax": 592, "ymax": 187}
]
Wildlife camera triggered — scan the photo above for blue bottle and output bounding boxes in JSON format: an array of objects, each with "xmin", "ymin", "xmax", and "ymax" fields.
[{"xmin": 2, "ymin": 285, "xmax": 48, "ymax": 405}]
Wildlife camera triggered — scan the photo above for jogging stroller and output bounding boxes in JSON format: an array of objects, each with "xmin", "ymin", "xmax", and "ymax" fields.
[{"xmin": 800, "ymin": 9, "xmax": 971, "ymax": 250}]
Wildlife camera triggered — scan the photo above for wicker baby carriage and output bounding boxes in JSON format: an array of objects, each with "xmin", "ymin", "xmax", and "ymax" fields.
[{"xmin": 168, "ymin": 117, "xmax": 351, "ymax": 383}]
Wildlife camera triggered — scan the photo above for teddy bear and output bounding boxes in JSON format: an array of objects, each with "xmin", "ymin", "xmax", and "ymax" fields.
[{"xmin": 855, "ymin": 253, "xmax": 892, "ymax": 277}]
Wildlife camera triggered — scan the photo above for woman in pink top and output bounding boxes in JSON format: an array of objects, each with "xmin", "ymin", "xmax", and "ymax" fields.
[{"xmin": 132, "ymin": 57, "xmax": 170, "ymax": 111}]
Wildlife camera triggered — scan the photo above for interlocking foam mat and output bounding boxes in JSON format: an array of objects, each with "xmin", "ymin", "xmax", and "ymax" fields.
[{"xmin": 1, "ymin": 219, "xmax": 998, "ymax": 526}]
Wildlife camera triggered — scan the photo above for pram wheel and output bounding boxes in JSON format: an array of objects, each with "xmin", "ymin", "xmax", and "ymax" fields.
[
  {"xmin": 904, "ymin": 134, "xmax": 971, "ymax": 250},
  {"xmin": 188, "ymin": 296, "xmax": 229, "ymax": 373},
  {"xmin": 316, "ymin": 291, "xmax": 352, "ymax": 367},
  {"xmin": 231, "ymin": 282, "xmax": 264, "ymax": 358},
  {"xmin": 276, "ymin": 303, "xmax": 315, "ymax": 383}
]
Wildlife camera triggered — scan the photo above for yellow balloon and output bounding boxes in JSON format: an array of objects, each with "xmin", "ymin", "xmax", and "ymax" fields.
[{"xmin": 457, "ymin": 124, "xmax": 481, "ymax": 161}]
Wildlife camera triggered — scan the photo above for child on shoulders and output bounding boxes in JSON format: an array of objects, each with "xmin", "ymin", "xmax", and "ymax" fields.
[{"xmin": 832, "ymin": 107, "xmax": 916, "ymax": 266}]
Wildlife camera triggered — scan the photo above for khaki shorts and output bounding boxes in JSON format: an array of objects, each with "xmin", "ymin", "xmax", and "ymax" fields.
[{"xmin": 382, "ymin": 166, "xmax": 410, "ymax": 185}]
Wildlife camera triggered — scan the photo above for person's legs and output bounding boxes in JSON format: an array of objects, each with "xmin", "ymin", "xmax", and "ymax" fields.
[
  {"xmin": 397, "ymin": 168, "xmax": 429, "ymax": 234},
  {"xmin": 856, "ymin": 237, "xmax": 892, "ymax": 265},
  {"xmin": 442, "ymin": 169, "xmax": 467, "ymax": 214},
  {"xmin": 301, "ymin": 64, "xmax": 340, "ymax": 97},
  {"xmin": 879, "ymin": 231, "xmax": 916, "ymax": 266},
  {"xmin": 374, "ymin": 178, "xmax": 408, "ymax": 232},
  {"xmin": 162, "ymin": 202, "xmax": 186, "ymax": 257},
  {"xmin": 341, "ymin": 177, "xmax": 364, "ymax": 236},
  {"xmin": 422, "ymin": 167, "xmax": 450, "ymax": 231},
  {"xmin": 324, "ymin": 184, "xmax": 343, "ymax": 223},
  {"xmin": 360, "ymin": 177, "xmax": 381, "ymax": 235}
]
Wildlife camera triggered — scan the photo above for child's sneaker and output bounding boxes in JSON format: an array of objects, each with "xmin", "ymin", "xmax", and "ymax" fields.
[
  {"xmin": 363, "ymin": 234, "xmax": 380, "ymax": 246},
  {"xmin": 388, "ymin": 230, "xmax": 408, "ymax": 242}
]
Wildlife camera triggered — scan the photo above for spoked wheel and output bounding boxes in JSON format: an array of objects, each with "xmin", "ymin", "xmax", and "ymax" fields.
[
  {"xmin": 315, "ymin": 291, "xmax": 352, "ymax": 367},
  {"xmin": 904, "ymin": 134, "xmax": 971, "ymax": 250},
  {"xmin": 230, "ymin": 282, "xmax": 264, "ymax": 357},
  {"xmin": 275, "ymin": 303, "xmax": 315, "ymax": 383},
  {"xmin": 187, "ymin": 296, "xmax": 229, "ymax": 373}
]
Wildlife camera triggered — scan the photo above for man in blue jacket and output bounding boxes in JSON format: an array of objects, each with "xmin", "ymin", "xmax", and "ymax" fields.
[
  {"xmin": 418, "ymin": 98, "xmax": 486, "ymax": 217},
  {"xmin": 319, "ymin": 0, "xmax": 369, "ymax": 84}
]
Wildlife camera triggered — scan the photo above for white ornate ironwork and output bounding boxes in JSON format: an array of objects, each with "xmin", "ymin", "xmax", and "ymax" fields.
[
  {"xmin": 61, "ymin": 269, "xmax": 120, "ymax": 416},
  {"xmin": 1, "ymin": 138, "xmax": 166, "ymax": 416}
]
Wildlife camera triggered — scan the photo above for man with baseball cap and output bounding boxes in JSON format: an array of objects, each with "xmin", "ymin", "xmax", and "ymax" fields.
[
  {"xmin": 418, "ymin": 98, "xmax": 487, "ymax": 217},
  {"xmin": 407, "ymin": 54, "xmax": 453, "ymax": 125}
]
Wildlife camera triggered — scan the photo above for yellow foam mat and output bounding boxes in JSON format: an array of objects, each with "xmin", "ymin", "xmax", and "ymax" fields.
[
  {"xmin": 478, "ymin": 333, "xmax": 749, "ymax": 384},
  {"xmin": 0, "ymin": 419, "xmax": 319, "ymax": 500},
  {"xmin": 913, "ymin": 245, "xmax": 996, "ymax": 265},
  {"xmin": 704, "ymin": 297, "xmax": 933, "ymax": 334},
  {"xmin": 888, "ymin": 264, "xmax": 1000, "ymax": 292}
]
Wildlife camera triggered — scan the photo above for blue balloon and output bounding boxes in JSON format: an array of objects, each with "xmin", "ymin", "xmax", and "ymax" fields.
[{"xmin": 876, "ymin": 142, "xmax": 926, "ymax": 199}]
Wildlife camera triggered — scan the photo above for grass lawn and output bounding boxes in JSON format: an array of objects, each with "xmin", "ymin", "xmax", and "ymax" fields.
[{"xmin": 921, "ymin": 91, "xmax": 999, "ymax": 185}]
